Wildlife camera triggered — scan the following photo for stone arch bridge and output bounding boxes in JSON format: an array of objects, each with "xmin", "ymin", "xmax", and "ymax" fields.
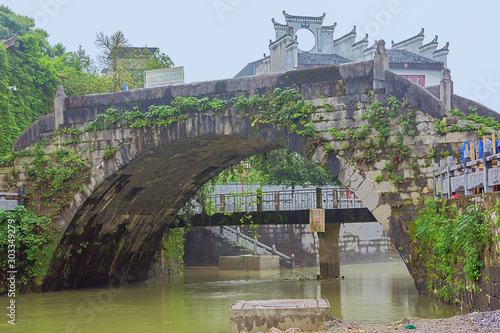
[{"xmin": 7, "ymin": 42, "xmax": 498, "ymax": 292}]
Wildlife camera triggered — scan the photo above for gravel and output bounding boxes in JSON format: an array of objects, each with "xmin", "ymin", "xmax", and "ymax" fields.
[
  {"xmin": 261, "ymin": 310, "xmax": 500, "ymax": 332},
  {"xmin": 317, "ymin": 310, "xmax": 500, "ymax": 332}
]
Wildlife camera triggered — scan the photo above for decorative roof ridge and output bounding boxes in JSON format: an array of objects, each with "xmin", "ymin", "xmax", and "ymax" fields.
[
  {"xmin": 364, "ymin": 40, "xmax": 378, "ymax": 53},
  {"xmin": 391, "ymin": 28, "xmax": 425, "ymax": 48},
  {"xmin": 282, "ymin": 10, "xmax": 326, "ymax": 22},
  {"xmin": 352, "ymin": 34, "xmax": 369, "ymax": 47},
  {"xmin": 271, "ymin": 18, "xmax": 288, "ymax": 28},
  {"xmin": 433, "ymin": 42, "xmax": 450, "ymax": 54},
  {"xmin": 420, "ymin": 35, "xmax": 438, "ymax": 49},
  {"xmin": 269, "ymin": 31, "xmax": 292, "ymax": 47},
  {"xmin": 333, "ymin": 26, "xmax": 357, "ymax": 44},
  {"xmin": 322, "ymin": 22, "xmax": 337, "ymax": 30}
]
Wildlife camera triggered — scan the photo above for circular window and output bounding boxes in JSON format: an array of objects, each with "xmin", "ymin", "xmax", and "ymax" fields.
[{"xmin": 295, "ymin": 28, "xmax": 316, "ymax": 52}]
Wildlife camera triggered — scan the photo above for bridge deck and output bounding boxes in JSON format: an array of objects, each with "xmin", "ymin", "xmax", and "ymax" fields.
[
  {"xmin": 177, "ymin": 209, "xmax": 376, "ymax": 228},
  {"xmin": 190, "ymin": 187, "xmax": 365, "ymax": 213}
]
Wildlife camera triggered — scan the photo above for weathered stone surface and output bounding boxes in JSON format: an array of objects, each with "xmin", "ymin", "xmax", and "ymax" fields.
[
  {"xmin": 229, "ymin": 299, "xmax": 332, "ymax": 333},
  {"xmin": 446, "ymin": 131, "xmax": 478, "ymax": 143},
  {"xmin": 440, "ymin": 117, "xmax": 458, "ymax": 126},
  {"xmin": 219, "ymin": 255, "xmax": 279, "ymax": 270}
]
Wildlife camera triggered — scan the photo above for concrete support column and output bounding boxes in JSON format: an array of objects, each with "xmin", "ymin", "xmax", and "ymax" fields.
[
  {"xmin": 54, "ymin": 85, "xmax": 67, "ymax": 129},
  {"xmin": 440, "ymin": 68, "xmax": 453, "ymax": 110},
  {"xmin": 373, "ymin": 40, "xmax": 389, "ymax": 93},
  {"xmin": 318, "ymin": 223, "xmax": 341, "ymax": 278},
  {"xmin": 316, "ymin": 187, "xmax": 322, "ymax": 209}
]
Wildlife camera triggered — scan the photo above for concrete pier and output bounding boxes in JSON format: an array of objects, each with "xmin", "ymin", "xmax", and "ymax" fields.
[
  {"xmin": 219, "ymin": 255, "xmax": 280, "ymax": 270},
  {"xmin": 229, "ymin": 299, "xmax": 332, "ymax": 333},
  {"xmin": 318, "ymin": 224, "xmax": 341, "ymax": 278}
]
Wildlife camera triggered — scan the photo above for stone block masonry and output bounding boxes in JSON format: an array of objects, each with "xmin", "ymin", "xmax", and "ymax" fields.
[{"xmin": 229, "ymin": 299, "xmax": 332, "ymax": 333}]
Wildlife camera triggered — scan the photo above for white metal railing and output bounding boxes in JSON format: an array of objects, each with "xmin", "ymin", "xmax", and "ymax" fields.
[{"xmin": 190, "ymin": 187, "xmax": 364, "ymax": 214}]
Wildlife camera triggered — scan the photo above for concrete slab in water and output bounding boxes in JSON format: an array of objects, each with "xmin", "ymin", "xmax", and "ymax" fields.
[
  {"xmin": 219, "ymin": 255, "xmax": 279, "ymax": 270},
  {"xmin": 229, "ymin": 299, "xmax": 332, "ymax": 333}
]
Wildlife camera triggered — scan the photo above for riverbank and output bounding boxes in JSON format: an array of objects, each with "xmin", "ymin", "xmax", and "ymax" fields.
[{"xmin": 264, "ymin": 310, "xmax": 500, "ymax": 332}]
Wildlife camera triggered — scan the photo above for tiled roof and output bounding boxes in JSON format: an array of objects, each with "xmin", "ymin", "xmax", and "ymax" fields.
[
  {"xmin": 0, "ymin": 34, "xmax": 17, "ymax": 49},
  {"xmin": 298, "ymin": 53, "xmax": 352, "ymax": 65},
  {"xmin": 234, "ymin": 58, "xmax": 265, "ymax": 78},
  {"xmin": 387, "ymin": 49, "xmax": 443, "ymax": 64},
  {"xmin": 109, "ymin": 47, "xmax": 158, "ymax": 59}
]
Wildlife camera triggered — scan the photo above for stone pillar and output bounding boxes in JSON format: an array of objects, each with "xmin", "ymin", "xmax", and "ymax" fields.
[
  {"xmin": 318, "ymin": 223, "xmax": 341, "ymax": 278},
  {"xmin": 315, "ymin": 188, "xmax": 322, "ymax": 209},
  {"xmin": 54, "ymin": 85, "xmax": 67, "ymax": 129},
  {"xmin": 440, "ymin": 68, "xmax": 453, "ymax": 110},
  {"xmin": 373, "ymin": 40, "xmax": 389, "ymax": 93}
]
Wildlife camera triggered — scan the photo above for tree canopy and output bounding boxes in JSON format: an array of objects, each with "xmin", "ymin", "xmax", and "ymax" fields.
[
  {"xmin": 251, "ymin": 149, "xmax": 340, "ymax": 188},
  {"xmin": 0, "ymin": 7, "xmax": 175, "ymax": 158},
  {"xmin": 0, "ymin": 5, "xmax": 34, "ymax": 37},
  {"xmin": 204, "ymin": 149, "xmax": 340, "ymax": 192}
]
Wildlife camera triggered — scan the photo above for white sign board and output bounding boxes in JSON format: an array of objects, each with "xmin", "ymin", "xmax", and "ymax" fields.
[{"xmin": 144, "ymin": 66, "xmax": 184, "ymax": 88}]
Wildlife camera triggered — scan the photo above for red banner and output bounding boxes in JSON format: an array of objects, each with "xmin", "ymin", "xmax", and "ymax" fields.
[
  {"xmin": 310, "ymin": 209, "xmax": 325, "ymax": 232},
  {"xmin": 400, "ymin": 75, "xmax": 425, "ymax": 87}
]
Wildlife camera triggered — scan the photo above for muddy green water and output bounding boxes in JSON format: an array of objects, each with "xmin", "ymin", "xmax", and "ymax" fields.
[{"xmin": 2, "ymin": 262, "xmax": 463, "ymax": 333}]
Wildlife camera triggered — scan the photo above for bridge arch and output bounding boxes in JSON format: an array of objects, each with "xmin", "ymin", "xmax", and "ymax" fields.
[{"xmin": 40, "ymin": 113, "xmax": 388, "ymax": 290}]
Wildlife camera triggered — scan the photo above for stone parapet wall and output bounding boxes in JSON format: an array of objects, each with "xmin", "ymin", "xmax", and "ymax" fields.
[{"xmin": 452, "ymin": 94, "xmax": 500, "ymax": 122}]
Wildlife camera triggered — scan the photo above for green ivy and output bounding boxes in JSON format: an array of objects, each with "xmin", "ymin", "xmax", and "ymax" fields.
[
  {"xmin": 410, "ymin": 198, "xmax": 494, "ymax": 302},
  {"xmin": 102, "ymin": 145, "xmax": 118, "ymax": 160},
  {"xmin": 23, "ymin": 146, "xmax": 90, "ymax": 219},
  {"xmin": 0, "ymin": 206, "xmax": 60, "ymax": 292},
  {"xmin": 162, "ymin": 228, "xmax": 186, "ymax": 274}
]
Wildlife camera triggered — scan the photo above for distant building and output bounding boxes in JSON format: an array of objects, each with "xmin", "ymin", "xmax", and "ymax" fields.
[
  {"xmin": 236, "ymin": 11, "xmax": 449, "ymax": 87},
  {"xmin": 104, "ymin": 46, "xmax": 159, "ymax": 77},
  {"xmin": 0, "ymin": 34, "xmax": 17, "ymax": 50}
]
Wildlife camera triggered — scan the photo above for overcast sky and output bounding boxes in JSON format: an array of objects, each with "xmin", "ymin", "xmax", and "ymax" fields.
[{"xmin": 2, "ymin": 0, "xmax": 500, "ymax": 111}]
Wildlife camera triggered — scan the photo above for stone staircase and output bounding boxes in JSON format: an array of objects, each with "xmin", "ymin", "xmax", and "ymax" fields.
[
  {"xmin": 209, "ymin": 226, "xmax": 295, "ymax": 268},
  {"xmin": 209, "ymin": 226, "xmax": 274, "ymax": 256}
]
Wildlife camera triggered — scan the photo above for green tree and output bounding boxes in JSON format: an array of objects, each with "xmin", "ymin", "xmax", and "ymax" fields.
[
  {"xmin": 0, "ymin": 5, "xmax": 34, "ymax": 37},
  {"xmin": 145, "ymin": 51, "xmax": 174, "ymax": 71},
  {"xmin": 206, "ymin": 149, "xmax": 340, "ymax": 190},
  {"xmin": 0, "ymin": 34, "xmax": 61, "ymax": 157},
  {"xmin": 52, "ymin": 46, "xmax": 111, "ymax": 96},
  {"xmin": 0, "ymin": 45, "xmax": 18, "ymax": 156},
  {"xmin": 250, "ymin": 149, "xmax": 339, "ymax": 189},
  {"xmin": 95, "ymin": 30, "xmax": 174, "ymax": 91},
  {"xmin": 95, "ymin": 30, "xmax": 130, "ymax": 70}
]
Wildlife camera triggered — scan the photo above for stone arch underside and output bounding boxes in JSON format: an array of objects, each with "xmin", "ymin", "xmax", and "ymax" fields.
[{"xmin": 42, "ymin": 114, "xmax": 393, "ymax": 291}]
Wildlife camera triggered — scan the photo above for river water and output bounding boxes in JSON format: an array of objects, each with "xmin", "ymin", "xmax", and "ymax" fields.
[{"xmin": 2, "ymin": 262, "xmax": 464, "ymax": 333}]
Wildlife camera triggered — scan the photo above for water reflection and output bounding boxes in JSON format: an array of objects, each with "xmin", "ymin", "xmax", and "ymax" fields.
[{"xmin": 1, "ymin": 262, "xmax": 464, "ymax": 333}]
